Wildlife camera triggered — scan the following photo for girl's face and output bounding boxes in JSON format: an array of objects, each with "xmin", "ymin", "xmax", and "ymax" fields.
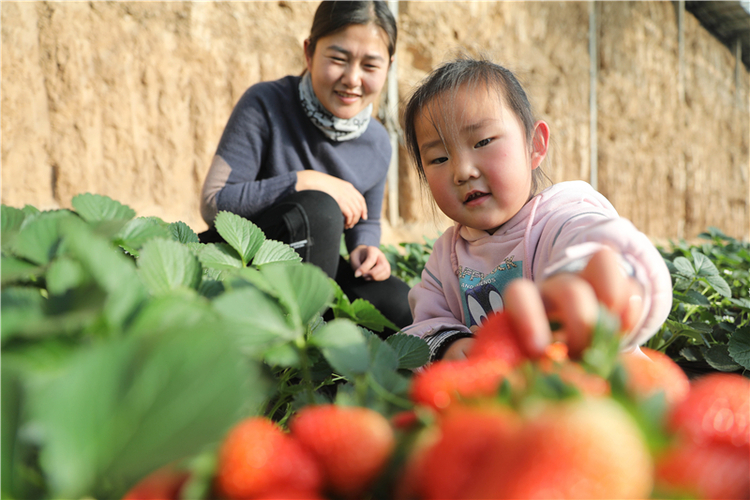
[
  {"xmin": 305, "ymin": 23, "xmax": 391, "ymax": 120},
  {"xmin": 415, "ymin": 84, "xmax": 549, "ymax": 234}
]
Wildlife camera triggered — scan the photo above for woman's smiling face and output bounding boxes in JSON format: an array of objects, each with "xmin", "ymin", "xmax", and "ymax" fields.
[
  {"xmin": 305, "ymin": 23, "xmax": 391, "ymax": 120},
  {"xmin": 415, "ymin": 84, "xmax": 549, "ymax": 233}
]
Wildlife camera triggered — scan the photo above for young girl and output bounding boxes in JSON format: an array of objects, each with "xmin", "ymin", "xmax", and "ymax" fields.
[
  {"xmin": 199, "ymin": 1, "xmax": 412, "ymax": 334},
  {"xmin": 402, "ymin": 57, "xmax": 673, "ymax": 361}
]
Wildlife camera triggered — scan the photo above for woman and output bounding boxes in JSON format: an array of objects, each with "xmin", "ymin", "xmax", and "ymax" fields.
[{"xmin": 199, "ymin": 1, "xmax": 411, "ymax": 334}]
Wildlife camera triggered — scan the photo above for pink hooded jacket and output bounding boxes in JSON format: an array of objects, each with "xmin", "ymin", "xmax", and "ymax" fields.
[{"xmin": 404, "ymin": 181, "xmax": 673, "ymax": 359}]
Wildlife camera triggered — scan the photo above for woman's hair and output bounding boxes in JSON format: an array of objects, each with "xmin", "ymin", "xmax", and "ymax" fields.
[
  {"xmin": 403, "ymin": 55, "xmax": 549, "ymax": 196},
  {"xmin": 306, "ymin": 1, "xmax": 398, "ymax": 60}
]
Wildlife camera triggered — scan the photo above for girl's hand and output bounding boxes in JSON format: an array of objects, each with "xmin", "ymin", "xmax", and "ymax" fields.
[
  {"xmin": 295, "ymin": 170, "xmax": 367, "ymax": 229},
  {"xmin": 503, "ymin": 247, "xmax": 644, "ymax": 359},
  {"xmin": 349, "ymin": 245, "xmax": 391, "ymax": 281}
]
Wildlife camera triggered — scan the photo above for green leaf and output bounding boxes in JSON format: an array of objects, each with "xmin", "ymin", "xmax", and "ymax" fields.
[
  {"xmin": 259, "ymin": 263, "xmax": 333, "ymax": 329},
  {"xmin": 691, "ymin": 250, "xmax": 720, "ymax": 277},
  {"xmin": 728, "ymin": 326, "xmax": 750, "ymax": 370},
  {"xmin": 126, "ymin": 291, "xmax": 215, "ymax": 336},
  {"xmin": 27, "ymin": 325, "xmax": 266, "ymax": 500},
  {"xmin": 115, "ymin": 217, "xmax": 173, "ymax": 256},
  {"xmin": 46, "ymin": 257, "xmax": 86, "ymax": 295},
  {"xmin": 196, "ymin": 243, "xmax": 243, "ymax": 270},
  {"xmin": 702, "ymin": 275, "xmax": 731, "ymax": 298},
  {"xmin": 1, "ymin": 205, "xmax": 27, "ymax": 252},
  {"xmin": 674, "ymin": 289, "xmax": 710, "ymax": 306},
  {"xmin": 672, "ymin": 256, "xmax": 695, "ymax": 278},
  {"xmin": 71, "ymin": 193, "xmax": 136, "ymax": 222},
  {"xmin": 0, "ymin": 256, "xmax": 44, "ymax": 286},
  {"xmin": 1, "ymin": 287, "xmax": 45, "ymax": 343},
  {"xmin": 702, "ymin": 344, "xmax": 742, "ymax": 372},
  {"xmin": 253, "ymin": 240, "xmax": 302, "ymax": 266},
  {"xmin": 9, "ymin": 210, "xmax": 75, "ymax": 265},
  {"xmin": 311, "ymin": 319, "xmax": 370, "ymax": 379},
  {"xmin": 137, "ymin": 238, "xmax": 202, "ymax": 295},
  {"xmin": 214, "ymin": 211, "xmax": 265, "ymax": 266},
  {"xmin": 386, "ymin": 334, "xmax": 430, "ymax": 369},
  {"xmin": 349, "ymin": 299, "xmax": 398, "ymax": 333},
  {"xmin": 169, "ymin": 221, "xmax": 199, "ymax": 244}
]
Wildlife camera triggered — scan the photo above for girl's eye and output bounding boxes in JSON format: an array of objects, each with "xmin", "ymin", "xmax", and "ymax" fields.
[
  {"xmin": 428, "ymin": 157, "xmax": 448, "ymax": 166},
  {"xmin": 475, "ymin": 138, "xmax": 493, "ymax": 148}
]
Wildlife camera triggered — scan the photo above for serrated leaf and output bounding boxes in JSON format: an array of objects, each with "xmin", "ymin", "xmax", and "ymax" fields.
[
  {"xmin": 71, "ymin": 193, "xmax": 136, "ymax": 222},
  {"xmin": 259, "ymin": 263, "xmax": 333, "ymax": 329},
  {"xmin": 674, "ymin": 289, "xmax": 710, "ymax": 306},
  {"xmin": 386, "ymin": 334, "xmax": 430, "ymax": 369},
  {"xmin": 1, "ymin": 205, "xmax": 26, "ymax": 251},
  {"xmin": 253, "ymin": 240, "xmax": 302, "ymax": 266},
  {"xmin": 703, "ymin": 344, "xmax": 742, "ymax": 372},
  {"xmin": 214, "ymin": 212, "xmax": 265, "ymax": 266},
  {"xmin": 196, "ymin": 243, "xmax": 243, "ymax": 271},
  {"xmin": 115, "ymin": 217, "xmax": 173, "ymax": 256},
  {"xmin": 126, "ymin": 291, "xmax": 214, "ymax": 336},
  {"xmin": 263, "ymin": 342, "xmax": 301, "ymax": 368},
  {"xmin": 728, "ymin": 326, "xmax": 750, "ymax": 370},
  {"xmin": 10, "ymin": 210, "xmax": 75, "ymax": 265},
  {"xmin": 691, "ymin": 250, "xmax": 720, "ymax": 277},
  {"xmin": 349, "ymin": 299, "xmax": 398, "ymax": 333},
  {"xmin": 311, "ymin": 319, "xmax": 369, "ymax": 379},
  {"xmin": 169, "ymin": 221, "xmax": 199, "ymax": 244},
  {"xmin": 27, "ymin": 326, "xmax": 265, "ymax": 499},
  {"xmin": 137, "ymin": 239, "xmax": 202, "ymax": 295},
  {"xmin": 728, "ymin": 297, "xmax": 750, "ymax": 310},
  {"xmin": 46, "ymin": 257, "xmax": 86, "ymax": 295},
  {"xmin": 702, "ymin": 275, "xmax": 731, "ymax": 298},
  {"xmin": 671, "ymin": 256, "xmax": 695, "ymax": 278}
]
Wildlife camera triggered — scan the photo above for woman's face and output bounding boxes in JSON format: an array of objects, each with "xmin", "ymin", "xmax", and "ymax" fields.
[{"xmin": 305, "ymin": 23, "xmax": 391, "ymax": 120}]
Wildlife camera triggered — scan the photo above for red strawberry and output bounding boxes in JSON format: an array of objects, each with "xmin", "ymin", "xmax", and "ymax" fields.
[
  {"xmin": 215, "ymin": 417, "xmax": 322, "ymax": 500},
  {"xmin": 289, "ymin": 404, "xmax": 396, "ymax": 499},
  {"xmin": 620, "ymin": 347, "xmax": 690, "ymax": 408},
  {"xmin": 122, "ymin": 465, "xmax": 189, "ymax": 500},
  {"xmin": 479, "ymin": 398, "xmax": 654, "ymax": 499},
  {"xmin": 655, "ymin": 437, "xmax": 750, "ymax": 500},
  {"xmin": 537, "ymin": 343, "xmax": 611, "ymax": 398},
  {"xmin": 396, "ymin": 404, "xmax": 521, "ymax": 500},
  {"xmin": 409, "ymin": 357, "xmax": 514, "ymax": 410},
  {"xmin": 668, "ymin": 372, "xmax": 750, "ymax": 447},
  {"xmin": 468, "ymin": 310, "xmax": 526, "ymax": 365}
]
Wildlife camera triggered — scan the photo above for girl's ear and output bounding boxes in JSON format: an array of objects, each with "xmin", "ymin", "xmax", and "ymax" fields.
[
  {"xmin": 303, "ymin": 39, "xmax": 314, "ymax": 71},
  {"xmin": 530, "ymin": 120, "xmax": 550, "ymax": 170}
]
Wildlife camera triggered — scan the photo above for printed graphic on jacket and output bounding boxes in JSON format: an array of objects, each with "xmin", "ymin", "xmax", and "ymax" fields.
[{"xmin": 458, "ymin": 256, "xmax": 523, "ymax": 330}]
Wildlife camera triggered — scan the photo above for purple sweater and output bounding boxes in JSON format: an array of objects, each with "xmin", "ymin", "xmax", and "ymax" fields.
[
  {"xmin": 202, "ymin": 75, "xmax": 391, "ymax": 251},
  {"xmin": 404, "ymin": 181, "xmax": 673, "ymax": 359}
]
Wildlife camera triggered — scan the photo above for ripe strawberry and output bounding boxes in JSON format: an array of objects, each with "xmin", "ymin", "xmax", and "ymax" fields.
[
  {"xmin": 396, "ymin": 404, "xmax": 521, "ymax": 500},
  {"xmin": 480, "ymin": 398, "xmax": 654, "ymax": 499},
  {"xmin": 215, "ymin": 417, "xmax": 322, "ymax": 500},
  {"xmin": 655, "ymin": 437, "xmax": 750, "ymax": 500},
  {"xmin": 619, "ymin": 347, "xmax": 690, "ymax": 407},
  {"xmin": 668, "ymin": 372, "xmax": 750, "ymax": 447},
  {"xmin": 468, "ymin": 310, "xmax": 526, "ymax": 365},
  {"xmin": 122, "ymin": 465, "xmax": 189, "ymax": 500},
  {"xmin": 409, "ymin": 357, "xmax": 514, "ymax": 410},
  {"xmin": 289, "ymin": 404, "xmax": 396, "ymax": 499},
  {"xmin": 537, "ymin": 345, "xmax": 611, "ymax": 398}
]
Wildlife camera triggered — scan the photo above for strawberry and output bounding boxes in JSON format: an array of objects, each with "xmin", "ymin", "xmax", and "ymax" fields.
[
  {"xmin": 619, "ymin": 347, "xmax": 690, "ymax": 408},
  {"xmin": 396, "ymin": 404, "xmax": 521, "ymax": 500},
  {"xmin": 122, "ymin": 465, "xmax": 189, "ymax": 500},
  {"xmin": 482, "ymin": 398, "xmax": 654, "ymax": 499},
  {"xmin": 468, "ymin": 310, "xmax": 526, "ymax": 365},
  {"xmin": 655, "ymin": 437, "xmax": 750, "ymax": 500},
  {"xmin": 668, "ymin": 372, "xmax": 750, "ymax": 447},
  {"xmin": 409, "ymin": 357, "xmax": 514, "ymax": 410},
  {"xmin": 215, "ymin": 417, "xmax": 322, "ymax": 500},
  {"xmin": 289, "ymin": 404, "xmax": 396, "ymax": 499}
]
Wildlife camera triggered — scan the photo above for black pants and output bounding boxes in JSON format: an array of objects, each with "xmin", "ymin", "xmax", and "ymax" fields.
[{"xmin": 199, "ymin": 191, "xmax": 413, "ymax": 337}]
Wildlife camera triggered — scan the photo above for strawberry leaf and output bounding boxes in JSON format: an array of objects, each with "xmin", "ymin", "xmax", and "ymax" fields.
[
  {"xmin": 71, "ymin": 193, "xmax": 136, "ymax": 223},
  {"xmin": 169, "ymin": 221, "xmax": 199, "ymax": 244},
  {"xmin": 311, "ymin": 319, "xmax": 370, "ymax": 379},
  {"xmin": 137, "ymin": 238, "xmax": 202, "ymax": 295},
  {"xmin": 727, "ymin": 325, "xmax": 750, "ymax": 370},
  {"xmin": 253, "ymin": 239, "xmax": 302, "ymax": 266},
  {"xmin": 386, "ymin": 334, "xmax": 430, "ymax": 370},
  {"xmin": 214, "ymin": 211, "xmax": 264, "ymax": 266}
]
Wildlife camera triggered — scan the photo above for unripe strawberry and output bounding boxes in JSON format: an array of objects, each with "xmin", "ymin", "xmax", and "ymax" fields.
[
  {"xmin": 215, "ymin": 417, "xmax": 322, "ymax": 500},
  {"xmin": 289, "ymin": 404, "xmax": 395, "ymax": 499},
  {"xmin": 620, "ymin": 347, "xmax": 690, "ymax": 407}
]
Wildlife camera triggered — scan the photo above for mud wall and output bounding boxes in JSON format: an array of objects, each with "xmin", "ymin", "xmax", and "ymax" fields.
[{"xmin": 2, "ymin": 1, "xmax": 748, "ymax": 242}]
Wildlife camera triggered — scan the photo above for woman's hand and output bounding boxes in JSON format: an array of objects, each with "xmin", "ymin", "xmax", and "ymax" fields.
[
  {"xmin": 349, "ymin": 245, "xmax": 391, "ymax": 281},
  {"xmin": 296, "ymin": 170, "xmax": 367, "ymax": 229},
  {"xmin": 503, "ymin": 247, "xmax": 645, "ymax": 359}
]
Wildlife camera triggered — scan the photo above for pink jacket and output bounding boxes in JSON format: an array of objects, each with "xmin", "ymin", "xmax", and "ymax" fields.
[{"xmin": 404, "ymin": 181, "xmax": 673, "ymax": 352}]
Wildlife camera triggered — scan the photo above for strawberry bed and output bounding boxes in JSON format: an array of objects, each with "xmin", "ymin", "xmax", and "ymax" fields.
[{"xmin": 2, "ymin": 194, "xmax": 749, "ymax": 500}]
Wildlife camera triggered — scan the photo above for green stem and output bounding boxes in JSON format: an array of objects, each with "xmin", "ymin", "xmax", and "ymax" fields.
[
  {"xmin": 295, "ymin": 336, "xmax": 315, "ymax": 405},
  {"xmin": 365, "ymin": 373, "xmax": 414, "ymax": 410}
]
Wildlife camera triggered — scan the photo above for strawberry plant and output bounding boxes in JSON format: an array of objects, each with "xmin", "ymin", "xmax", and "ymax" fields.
[{"xmin": 1, "ymin": 194, "xmax": 429, "ymax": 500}]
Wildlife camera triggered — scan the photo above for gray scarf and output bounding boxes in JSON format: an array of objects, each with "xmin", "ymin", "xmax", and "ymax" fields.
[{"xmin": 298, "ymin": 72, "xmax": 372, "ymax": 142}]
